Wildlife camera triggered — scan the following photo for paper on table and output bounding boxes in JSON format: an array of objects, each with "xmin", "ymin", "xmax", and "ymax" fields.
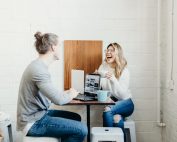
[{"xmin": 71, "ymin": 69, "xmax": 84, "ymax": 94}]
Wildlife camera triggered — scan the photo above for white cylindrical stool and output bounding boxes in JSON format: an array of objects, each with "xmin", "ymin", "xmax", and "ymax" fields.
[
  {"xmin": 23, "ymin": 136, "xmax": 60, "ymax": 142},
  {"xmin": 91, "ymin": 127, "xmax": 124, "ymax": 142},
  {"xmin": 0, "ymin": 112, "xmax": 13, "ymax": 142},
  {"xmin": 124, "ymin": 119, "xmax": 136, "ymax": 142}
]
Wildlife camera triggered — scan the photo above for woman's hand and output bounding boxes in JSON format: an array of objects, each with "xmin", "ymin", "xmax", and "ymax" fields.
[
  {"xmin": 105, "ymin": 72, "xmax": 117, "ymax": 82},
  {"xmin": 105, "ymin": 72, "xmax": 113, "ymax": 79},
  {"xmin": 94, "ymin": 69, "xmax": 98, "ymax": 74}
]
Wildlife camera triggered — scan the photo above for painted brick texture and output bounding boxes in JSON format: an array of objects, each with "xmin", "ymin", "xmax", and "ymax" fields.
[{"xmin": 0, "ymin": 0, "xmax": 161, "ymax": 142}]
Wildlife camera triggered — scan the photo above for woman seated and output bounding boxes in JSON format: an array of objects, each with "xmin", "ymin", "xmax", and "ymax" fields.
[{"xmin": 97, "ymin": 42, "xmax": 134, "ymax": 140}]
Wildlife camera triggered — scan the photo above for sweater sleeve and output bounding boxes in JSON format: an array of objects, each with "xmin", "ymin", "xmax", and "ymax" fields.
[
  {"xmin": 110, "ymin": 68, "xmax": 130, "ymax": 99},
  {"xmin": 98, "ymin": 64, "xmax": 106, "ymax": 77},
  {"xmin": 32, "ymin": 70, "xmax": 73, "ymax": 105}
]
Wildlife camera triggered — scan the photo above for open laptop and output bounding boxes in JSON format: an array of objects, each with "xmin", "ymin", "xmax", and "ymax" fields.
[{"xmin": 74, "ymin": 73, "xmax": 101, "ymax": 101}]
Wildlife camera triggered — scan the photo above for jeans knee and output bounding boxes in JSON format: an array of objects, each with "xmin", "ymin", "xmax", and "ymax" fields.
[
  {"xmin": 104, "ymin": 106, "xmax": 111, "ymax": 112},
  {"xmin": 113, "ymin": 114, "xmax": 121, "ymax": 123}
]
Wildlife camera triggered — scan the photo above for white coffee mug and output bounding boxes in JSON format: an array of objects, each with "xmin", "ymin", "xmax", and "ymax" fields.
[{"xmin": 97, "ymin": 90, "xmax": 109, "ymax": 102}]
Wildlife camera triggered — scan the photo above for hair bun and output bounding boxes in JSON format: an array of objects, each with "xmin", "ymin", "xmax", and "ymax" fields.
[{"xmin": 34, "ymin": 32, "xmax": 42, "ymax": 40}]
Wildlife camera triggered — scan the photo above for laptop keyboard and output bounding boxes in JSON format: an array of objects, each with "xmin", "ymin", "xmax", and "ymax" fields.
[{"xmin": 74, "ymin": 93, "xmax": 97, "ymax": 101}]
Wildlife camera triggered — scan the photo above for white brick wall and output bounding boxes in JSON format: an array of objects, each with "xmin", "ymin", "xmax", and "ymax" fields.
[
  {"xmin": 161, "ymin": 0, "xmax": 177, "ymax": 142},
  {"xmin": 0, "ymin": 0, "xmax": 161, "ymax": 142}
]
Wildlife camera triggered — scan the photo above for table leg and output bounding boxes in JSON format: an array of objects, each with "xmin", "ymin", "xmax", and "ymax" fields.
[{"xmin": 86, "ymin": 105, "xmax": 90, "ymax": 142}]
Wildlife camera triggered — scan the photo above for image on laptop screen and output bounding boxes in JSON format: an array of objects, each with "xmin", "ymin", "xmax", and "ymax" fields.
[{"xmin": 84, "ymin": 74, "xmax": 100, "ymax": 94}]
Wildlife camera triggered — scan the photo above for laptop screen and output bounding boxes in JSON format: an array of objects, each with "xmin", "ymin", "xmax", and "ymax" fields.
[{"xmin": 84, "ymin": 74, "xmax": 101, "ymax": 94}]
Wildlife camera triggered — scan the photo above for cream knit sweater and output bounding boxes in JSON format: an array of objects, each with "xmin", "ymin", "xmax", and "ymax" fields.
[{"xmin": 98, "ymin": 62, "xmax": 132, "ymax": 100}]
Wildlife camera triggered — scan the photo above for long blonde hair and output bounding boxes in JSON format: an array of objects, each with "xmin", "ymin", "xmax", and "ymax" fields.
[{"xmin": 105, "ymin": 43, "xmax": 127, "ymax": 79}]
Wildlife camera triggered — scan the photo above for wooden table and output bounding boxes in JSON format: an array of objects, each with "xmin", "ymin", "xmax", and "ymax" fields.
[{"xmin": 67, "ymin": 100, "xmax": 115, "ymax": 142}]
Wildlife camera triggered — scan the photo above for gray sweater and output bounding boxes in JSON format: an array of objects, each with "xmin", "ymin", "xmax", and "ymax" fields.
[{"xmin": 17, "ymin": 59, "xmax": 72, "ymax": 131}]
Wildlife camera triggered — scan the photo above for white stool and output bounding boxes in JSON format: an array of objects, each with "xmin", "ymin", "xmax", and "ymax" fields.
[
  {"xmin": 23, "ymin": 136, "xmax": 60, "ymax": 142},
  {"xmin": 124, "ymin": 119, "xmax": 136, "ymax": 142},
  {"xmin": 91, "ymin": 127, "xmax": 124, "ymax": 142},
  {"xmin": 0, "ymin": 112, "xmax": 13, "ymax": 142}
]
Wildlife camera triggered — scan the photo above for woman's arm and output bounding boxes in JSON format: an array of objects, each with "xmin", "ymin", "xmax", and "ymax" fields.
[
  {"xmin": 98, "ymin": 64, "xmax": 107, "ymax": 77},
  {"xmin": 109, "ymin": 68, "xmax": 130, "ymax": 99}
]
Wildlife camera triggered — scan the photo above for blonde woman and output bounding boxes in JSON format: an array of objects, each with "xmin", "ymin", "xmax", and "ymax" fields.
[{"xmin": 98, "ymin": 43, "xmax": 134, "ymax": 138}]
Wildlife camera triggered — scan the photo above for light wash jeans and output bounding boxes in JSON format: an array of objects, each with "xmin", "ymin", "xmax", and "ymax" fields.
[
  {"xmin": 103, "ymin": 98, "xmax": 134, "ymax": 130},
  {"xmin": 27, "ymin": 110, "xmax": 88, "ymax": 142}
]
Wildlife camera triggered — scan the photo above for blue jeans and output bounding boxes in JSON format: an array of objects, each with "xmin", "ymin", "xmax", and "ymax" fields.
[
  {"xmin": 27, "ymin": 110, "xmax": 88, "ymax": 142},
  {"xmin": 103, "ymin": 98, "xmax": 134, "ymax": 130}
]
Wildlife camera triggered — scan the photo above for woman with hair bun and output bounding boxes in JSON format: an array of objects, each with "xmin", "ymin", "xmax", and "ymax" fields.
[
  {"xmin": 17, "ymin": 32, "xmax": 87, "ymax": 142},
  {"xmin": 97, "ymin": 43, "xmax": 134, "ymax": 141}
]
